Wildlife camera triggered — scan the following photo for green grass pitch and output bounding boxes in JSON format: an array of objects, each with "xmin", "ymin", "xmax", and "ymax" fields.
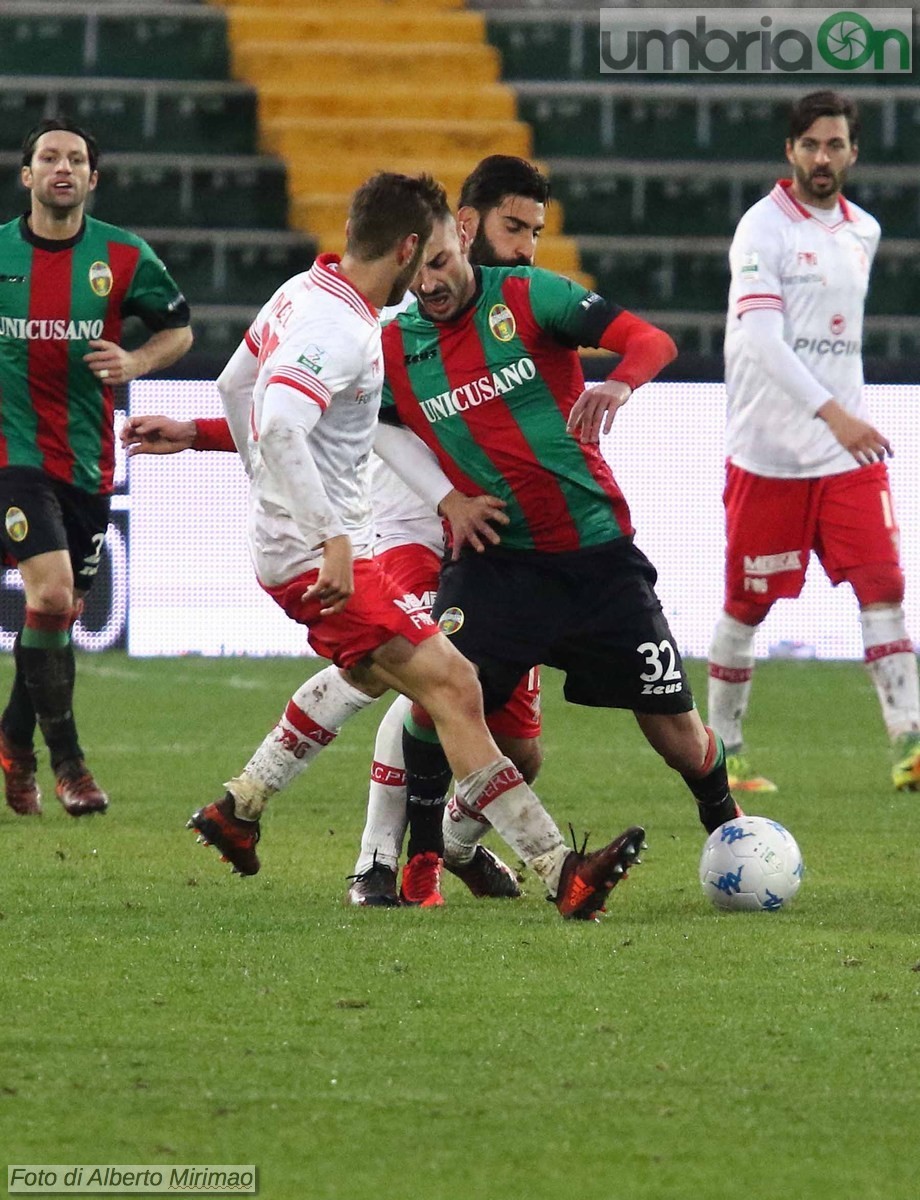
[{"xmin": 2, "ymin": 653, "xmax": 918, "ymax": 1200}]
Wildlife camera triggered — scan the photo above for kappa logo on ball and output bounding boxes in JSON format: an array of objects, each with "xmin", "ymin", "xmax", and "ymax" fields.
[
  {"xmin": 88, "ymin": 261, "xmax": 113, "ymax": 298},
  {"xmin": 5, "ymin": 506, "xmax": 28, "ymax": 542},
  {"xmin": 437, "ymin": 606, "xmax": 464, "ymax": 635},
  {"xmin": 488, "ymin": 303, "xmax": 516, "ymax": 343}
]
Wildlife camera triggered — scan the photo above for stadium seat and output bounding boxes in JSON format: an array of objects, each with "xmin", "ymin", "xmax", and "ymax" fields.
[
  {"xmin": 0, "ymin": 77, "xmax": 257, "ymax": 155},
  {"xmin": 0, "ymin": 4, "xmax": 229, "ymax": 80},
  {"xmin": 135, "ymin": 229, "xmax": 316, "ymax": 307}
]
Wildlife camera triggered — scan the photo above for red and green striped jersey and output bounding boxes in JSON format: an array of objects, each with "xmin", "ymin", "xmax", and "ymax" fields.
[
  {"xmin": 0, "ymin": 214, "xmax": 189, "ymax": 494},
  {"xmin": 380, "ymin": 266, "xmax": 633, "ymax": 553}
]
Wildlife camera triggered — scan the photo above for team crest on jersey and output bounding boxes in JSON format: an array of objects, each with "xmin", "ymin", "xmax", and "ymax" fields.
[
  {"xmin": 438, "ymin": 607, "xmax": 465, "ymax": 635},
  {"xmin": 297, "ymin": 343, "xmax": 327, "ymax": 375},
  {"xmin": 830, "ymin": 313, "xmax": 846, "ymax": 335},
  {"xmin": 488, "ymin": 303, "xmax": 516, "ymax": 343},
  {"xmin": 88, "ymin": 261, "xmax": 113, "ymax": 298},
  {"xmin": 4, "ymin": 507, "xmax": 27, "ymax": 543}
]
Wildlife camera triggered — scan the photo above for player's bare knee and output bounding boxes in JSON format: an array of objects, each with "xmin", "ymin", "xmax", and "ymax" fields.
[
  {"xmin": 844, "ymin": 562, "xmax": 905, "ymax": 607},
  {"xmin": 28, "ymin": 582, "xmax": 74, "ymax": 615}
]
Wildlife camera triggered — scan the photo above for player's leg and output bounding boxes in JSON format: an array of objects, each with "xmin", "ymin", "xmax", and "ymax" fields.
[
  {"xmin": 347, "ymin": 691, "xmax": 410, "ymax": 906},
  {"xmin": 817, "ymin": 463, "xmax": 920, "ymax": 790},
  {"xmin": 368, "ymin": 633, "xmax": 643, "ymax": 920},
  {"xmin": 442, "ymin": 668, "xmax": 542, "ymax": 899},
  {"xmin": 0, "ymin": 471, "xmax": 110, "ymax": 816},
  {"xmin": 188, "ymin": 560, "xmax": 407, "ymax": 876},
  {"xmin": 707, "ymin": 467, "xmax": 813, "ymax": 793},
  {"xmin": 189, "ymin": 663, "xmax": 385, "ymax": 876},
  {"xmin": 348, "ymin": 542, "xmax": 442, "ymax": 905}
]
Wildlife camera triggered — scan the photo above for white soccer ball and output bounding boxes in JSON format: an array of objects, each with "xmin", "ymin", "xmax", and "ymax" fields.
[{"xmin": 699, "ymin": 815, "xmax": 804, "ymax": 911}]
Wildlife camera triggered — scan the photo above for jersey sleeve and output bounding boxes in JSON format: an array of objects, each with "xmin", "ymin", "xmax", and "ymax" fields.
[
  {"xmin": 525, "ymin": 268, "xmax": 624, "ymax": 348},
  {"xmin": 121, "ymin": 239, "xmax": 191, "ymax": 330},
  {"xmin": 268, "ymin": 317, "xmax": 365, "ymax": 413},
  {"xmin": 729, "ymin": 208, "xmax": 785, "ymax": 319}
]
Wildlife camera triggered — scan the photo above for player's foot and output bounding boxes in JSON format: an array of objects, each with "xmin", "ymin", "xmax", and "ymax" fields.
[
  {"xmin": 554, "ymin": 825, "xmax": 645, "ymax": 921},
  {"xmin": 346, "ymin": 855, "xmax": 400, "ymax": 907},
  {"xmin": 0, "ymin": 728, "xmax": 42, "ymax": 815},
  {"xmin": 54, "ymin": 759, "xmax": 108, "ymax": 816},
  {"xmin": 444, "ymin": 845, "xmax": 521, "ymax": 898},
  {"xmin": 892, "ymin": 732, "xmax": 920, "ymax": 792},
  {"xmin": 187, "ymin": 793, "xmax": 261, "ymax": 875},
  {"xmin": 399, "ymin": 851, "xmax": 445, "ymax": 907},
  {"xmin": 697, "ymin": 795, "xmax": 745, "ymax": 835},
  {"xmin": 726, "ymin": 753, "xmax": 777, "ymax": 794}
]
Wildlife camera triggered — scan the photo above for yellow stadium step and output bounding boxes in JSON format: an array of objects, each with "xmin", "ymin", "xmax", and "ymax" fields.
[
  {"xmin": 262, "ymin": 118, "xmax": 531, "ymax": 163},
  {"xmin": 226, "ymin": 6, "xmax": 485, "ymax": 44},
  {"xmin": 233, "ymin": 40, "xmax": 499, "ymax": 88},
  {"xmin": 257, "ymin": 83, "xmax": 518, "ymax": 124}
]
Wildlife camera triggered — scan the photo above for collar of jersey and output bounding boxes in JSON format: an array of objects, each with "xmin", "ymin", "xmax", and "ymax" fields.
[
  {"xmin": 19, "ymin": 213, "xmax": 87, "ymax": 252},
  {"xmin": 774, "ymin": 179, "xmax": 853, "ymax": 224},
  {"xmin": 311, "ymin": 251, "xmax": 378, "ymax": 320}
]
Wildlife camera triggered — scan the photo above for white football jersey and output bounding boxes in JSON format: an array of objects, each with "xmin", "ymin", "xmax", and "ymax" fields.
[
  {"xmin": 244, "ymin": 253, "xmax": 384, "ymax": 584},
  {"xmin": 370, "ymin": 453, "xmax": 444, "ymax": 557},
  {"xmin": 724, "ymin": 180, "xmax": 880, "ymax": 478}
]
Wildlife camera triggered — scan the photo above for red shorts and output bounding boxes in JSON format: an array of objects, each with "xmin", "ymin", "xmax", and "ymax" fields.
[
  {"xmin": 376, "ymin": 541, "xmax": 542, "ymax": 740},
  {"xmin": 262, "ymin": 557, "xmax": 439, "ymax": 670},
  {"xmin": 723, "ymin": 460, "xmax": 900, "ymax": 608}
]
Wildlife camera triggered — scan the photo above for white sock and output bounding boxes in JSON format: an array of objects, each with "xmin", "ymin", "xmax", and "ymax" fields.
[
  {"xmin": 234, "ymin": 666, "xmax": 375, "ymax": 818},
  {"xmin": 861, "ymin": 606, "xmax": 920, "ymax": 741},
  {"xmin": 708, "ymin": 612, "xmax": 758, "ymax": 752},
  {"xmin": 353, "ymin": 693, "xmax": 411, "ymax": 875},
  {"xmin": 454, "ymin": 757, "xmax": 567, "ymax": 894},
  {"xmin": 442, "ymin": 793, "xmax": 491, "ymax": 867}
]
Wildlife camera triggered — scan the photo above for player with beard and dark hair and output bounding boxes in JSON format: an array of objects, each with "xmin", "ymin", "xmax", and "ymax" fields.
[{"xmin": 707, "ymin": 90, "xmax": 920, "ymax": 795}]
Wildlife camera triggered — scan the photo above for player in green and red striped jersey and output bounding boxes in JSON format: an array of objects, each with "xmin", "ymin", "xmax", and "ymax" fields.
[
  {"xmin": 0, "ymin": 118, "xmax": 192, "ymax": 817},
  {"xmin": 380, "ymin": 207, "xmax": 744, "ymax": 859}
]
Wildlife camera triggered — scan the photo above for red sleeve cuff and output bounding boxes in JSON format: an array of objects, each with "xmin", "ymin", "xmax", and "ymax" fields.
[{"xmin": 192, "ymin": 417, "xmax": 236, "ymax": 452}]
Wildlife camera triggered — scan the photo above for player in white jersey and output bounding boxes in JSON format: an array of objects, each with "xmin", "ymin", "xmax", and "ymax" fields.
[
  {"xmin": 707, "ymin": 91, "xmax": 920, "ymax": 794},
  {"xmin": 171, "ymin": 173, "xmax": 646, "ymax": 921}
]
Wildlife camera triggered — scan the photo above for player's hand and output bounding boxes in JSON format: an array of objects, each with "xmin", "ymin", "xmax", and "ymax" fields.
[
  {"xmin": 817, "ymin": 400, "xmax": 892, "ymax": 465},
  {"xmin": 83, "ymin": 339, "xmax": 141, "ymax": 386},
  {"xmin": 438, "ymin": 489, "xmax": 508, "ymax": 559},
  {"xmin": 567, "ymin": 380, "xmax": 632, "ymax": 443},
  {"xmin": 303, "ymin": 535, "xmax": 354, "ymax": 616},
  {"xmin": 121, "ymin": 415, "xmax": 198, "ymax": 456}
]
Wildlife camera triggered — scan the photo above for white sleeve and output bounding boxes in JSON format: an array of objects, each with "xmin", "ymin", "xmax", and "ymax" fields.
[
  {"xmin": 258, "ymin": 381, "xmax": 345, "ymax": 544},
  {"xmin": 216, "ymin": 340, "xmax": 258, "ymax": 473},
  {"xmin": 739, "ymin": 308, "xmax": 834, "ymax": 414},
  {"xmin": 373, "ymin": 422, "xmax": 453, "ymax": 512}
]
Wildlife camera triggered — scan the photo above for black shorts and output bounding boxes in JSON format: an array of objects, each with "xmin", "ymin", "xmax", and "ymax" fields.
[
  {"xmin": 0, "ymin": 467, "xmax": 111, "ymax": 594},
  {"xmin": 433, "ymin": 538, "xmax": 695, "ymax": 715}
]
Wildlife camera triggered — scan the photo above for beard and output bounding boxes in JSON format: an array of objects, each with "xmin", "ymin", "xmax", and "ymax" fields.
[{"xmin": 794, "ymin": 162, "xmax": 847, "ymax": 203}]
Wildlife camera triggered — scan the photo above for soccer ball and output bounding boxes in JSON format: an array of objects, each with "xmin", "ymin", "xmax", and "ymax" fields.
[{"xmin": 699, "ymin": 815, "xmax": 804, "ymax": 911}]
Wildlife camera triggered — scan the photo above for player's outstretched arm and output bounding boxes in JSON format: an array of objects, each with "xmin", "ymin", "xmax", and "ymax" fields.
[{"xmin": 121, "ymin": 414, "xmax": 197, "ymax": 456}]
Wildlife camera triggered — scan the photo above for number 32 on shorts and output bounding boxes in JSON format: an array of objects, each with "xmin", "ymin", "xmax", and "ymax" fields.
[{"xmin": 637, "ymin": 638, "xmax": 683, "ymax": 696}]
